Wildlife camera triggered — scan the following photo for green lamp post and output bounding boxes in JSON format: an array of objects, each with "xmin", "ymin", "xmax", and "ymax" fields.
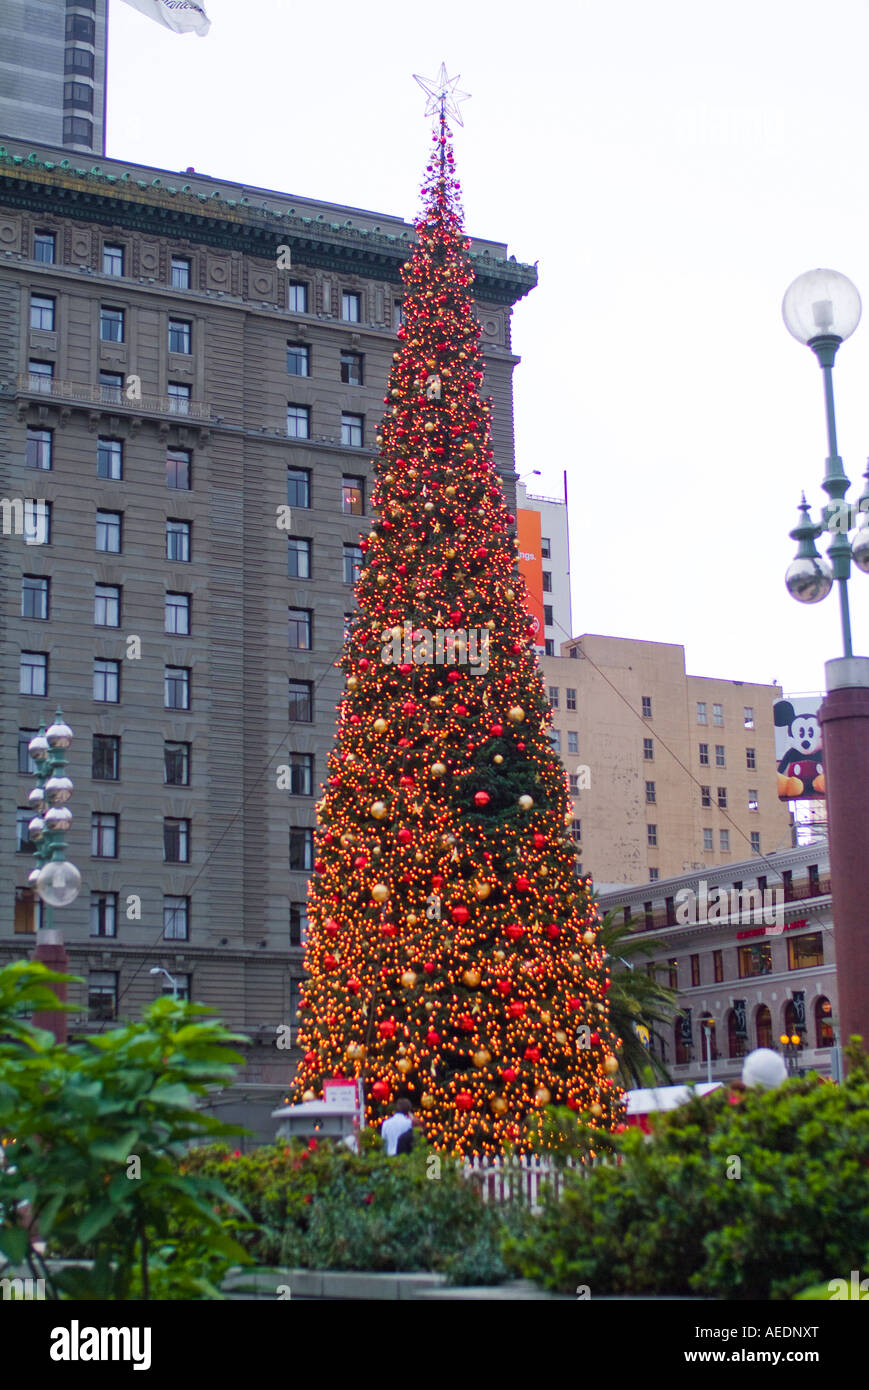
[
  {"xmin": 26, "ymin": 710, "xmax": 81, "ymax": 1042},
  {"xmin": 782, "ymin": 268, "xmax": 869, "ymax": 1066}
]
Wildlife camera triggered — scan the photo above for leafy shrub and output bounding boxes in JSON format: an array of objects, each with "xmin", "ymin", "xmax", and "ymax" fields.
[
  {"xmin": 505, "ymin": 1044, "xmax": 869, "ymax": 1299},
  {"xmin": 182, "ymin": 1132, "xmax": 521, "ymax": 1284}
]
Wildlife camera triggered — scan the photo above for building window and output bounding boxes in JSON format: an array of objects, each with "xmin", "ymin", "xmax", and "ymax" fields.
[
  {"xmin": 30, "ymin": 295, "xmax": 55, "ymax": 331},
  {"xmin": 668, "ymin": 958, "xmax": 678, "ymax": 989},
  {"xmin": 703, "ymin": 828, "xmax": 714, "ymax": 851},
  {"xmin": 544, "ymin": 639, "xmax": 555, "ymax": 655},
  {"xmin": 88, "ymin": 971, "xmax": 118, "ymax": 1022},
  {"xmin": 171, "ymin": 256, "xmax": 191, "ymax": 289},
  {"xmin": 748, "ymin": 789, "xmax": 758, "ymax": 811},
  {"xmin": 548, "ymin": 686, "xmax": 559, "ymax": 709},
  {"xmin": 286, "ymin": 404, "xmax": 310, "ymax": 439},
  {"xmin": 21, "ymin": 575, "xmax": 49, "ymax": 620},
  {"xmin": 287, "ymin": 753, "xmax": 314, "ymax": 796},
  {"xmin": 808, "ymin": 863, "xmax": 821, "ymax": 895},
  {"xmin": 97, "ymin": 437, "xmax": 123, "ymax": 481},
  {"xmin": 20, "ymin": 652, "xmax": 48, "ymax": 696},
  {"xmin": 715, "ymin": 744, "xmax": 726, "ymax": 767},
  {"xmin": 568, "ymin": 774, "xmax": 579, "ymax": 794},
  {"xmin": 164, "ymin": 741, "xmax": 191, "ymax": 785},
  {"xmin": 166, "ymin": 519, "xmax": 191, "ymax": 562},
  {"xmin": 566, "ymin": 687, "xmax": 576, "ymax": 711},
  {"xmin": 25, "ymin": 427, "xmax": 53, "ymax": 470},
  {"xmin": 290, "ymin": 902, "xmax": 308, "ymax": 947},
  {"xmin": 163, "ymin": 896, "xmax": 189, "ymax": 941},
  {"xmin": 165, "ymin": 591, "xmax": 190, "ymax": 635},
  {"xmin": 642, "ymin": 695, "xmax": 652, "ymax": 718},
  {"xmin": 720, "ymin": 829, "xmax": 730, "ymax": 852},
  {"xmin": 168, "ymin": 319, "xmax": 191, "ymax": 354},
  {"xmin": 287, "ymin": 343, "xmax": 310, "ymax": 376},
  {"xmin": 288, "ymin": 607, "xmax": 312, "ymax": 650},
  {"xmin": 751, "ymin": 831, "xmax": 761, "ymax": 853},
  {"xmin": 697, "ymin": 701, "xmax": 707, "ymax": 724},
  {"xmin": 17, "ymin": 808, "xmax": 37, "ymax": 853},
  {"xmin": 542, "ymin": 571, "xmax": 552, "ymax": 592},
  {"xmin": 743, "ymin": 706, "xmax": 755, "ymax": 729},
  {"xmin": 91, "ymin": 812, "xmax": 118, "ymax": 858},
  {"xmin": 757, "ymin": 875, "xmax": 767, "ymax": 893},
  {"xmin": 643, "ymin": 737, "xmax": 654, "ymax": 761},
  {"xmin": 288, "ymin": 281, "xmax": 308, "ymax": 313},
  {"xmin": 287, "ymin": 467, "xmax": 311, "ymax": 507},
  {"xmin": 92, "ymin": 734, "xmax": 120, "ymax": 781},
  {"xmin": 540, "ymin": 536, "xmax": 551, "ymax": 559},
  {"xmin": 289, "ymin": 680, "xmax": 313, "ymax": 722},
  {"xmin": 647, "ymin": 823, "xmax": 658, "ymax": 847},
  {"xmin": 700, "ymin": 785, "xmax": 711, "ymax": 807},
  {"xmin": 66, "ymin": 12, "xmax": 95, "ymax": 40},
  {"xmin": 164, "ymin": 818, "xmax": 190, "ymax": 863},
  {"xmin": 341, "ymin": 291, "xmax": 361, "ymax": 322},
  {"xmin": 28, "ymin": 360, "xmax": 54, "ymax": 392},
  {"xmin": 102, "ymin": 244, "xmax": 124, "ymax": 276},
  {"xmin": 65, "ymin": 46, "xmax": 95, "ymax": 76},
  {"xmin": 94, "ymin": 583, "xmax": 121, "ymax": 628},
  {"xmin": 90, "ymin": 892, "xmax": 117, "ymax": 938},
  {"xmin": 690, "ymin": 954, "xmax": 701, "ymax": 987},
  {"xmin": 645, "ymin": 780, "xmax": 656, "ymax": 804},
  {"xmin": 100, "ymin": 306, "xmax": 124, "ymax": 343},
  {"xmin": 166, "ymin": 448, "xmax": 191, "ymax": 490},
  {"xmin": 93, "ymin": 658, "xmax": 120, "ymax": 703},
  {"xmin": 13, "ymin": 887, "xmax": 41, "ymax": 934},
  {"xmin": 746, "ymin": 747, "xmax": 756, "ymax": 770},
  {"xmin": 287, "ymin": 538, "xmax": 311, "ymax": 579},
  {"xmin": 788, "ymin": 932, "xmax": 824, "ymax": 970},
  {"xmin": 343, "ymin": 544, "xmax": 362, "ymax": 584},
  {"xmin": 289, "ymin": 827, "xmax": 314, "ymax": 871},
  {"xmin": 161, "ymin": 973, "xmax": 191, "ymax": 1001},
  {"xmin": 665, "ymin": 896, "xmax": 677, "ymax": 926},
  {"xmin": 18, "ymin": 729, "xmax": 39, "ymax": 776},
  {"xmin": 341, "ymin": 412, "xmax": 364, "ymax": 448},
  {"xmin": 570, "ymin": 818, "xmax": 581, "ymax": 841},
  {"xmin": 649, "ymin": 868, "xmax": 659, "ymax": 881},
  {"xmin": 165, "ymin": 666, "xmax": 191, "ymax": 710},
  {"xmin": 568, "ymin": 731, "xmax": 579, "ymax": 755},
  {"xmin": 342, "ymin": 475, "xmax": 364, "ymax": 515},
  {"xmin": 699, "ymin": 743, "xmax": 709, "ymax": 766},
  {"xmin": 738, "ymin": 943, "xmax": 772, "ymax": 978},
  {"xmin": 713, "ymin": 703, "xmax": 723, "ymax": 726},
  {"xmin": 543, "ymin": 604, "xmax": 554, "ymax": 626},
  {"xmin": 34, "ymin": 230, "xmax": 56, "ymax": 263},
  {"xmin": 717, "ymin": 786, "xmax": 727, "ymax": 809},
  {"xmin": 340, "ymin": 350, "xmax": 363, "ymax": 385},
  {"xmin": 99, "ymin": 370, "xmax": 123, "ymax": 404},
  {"xmin": 168, "ymin": 382, "xmax": 191, "ymax": 415},
  {"xmin": 713, "ymin": 949, "xmax": 724, "ymax": 983},
  {"xmin": 96, "ymin": 509, "xmax": 122, "ymax": 553},
  {"xmin": 815, "ymin": 997, "xmax": 835, "ymax": 1048},
  {"xmin": 643, "ymin": 901, "xmax": 654, "ymax": 928},
  {"xmin": 550, "ymin": 729, "xmax": 561, "ymax": 753}
]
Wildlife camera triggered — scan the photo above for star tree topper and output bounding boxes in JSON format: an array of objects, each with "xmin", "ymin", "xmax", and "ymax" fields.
[{"xmin": 413, "ymin": 63, "xmax": 470, "ymax": 126}]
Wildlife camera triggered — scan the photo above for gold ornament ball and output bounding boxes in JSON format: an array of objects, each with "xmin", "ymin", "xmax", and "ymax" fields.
[
  {"xmin": 396, "ymin": 1057, "xmax": 412, "ymax": 1074},
  {"xmin": 582, "ymin": 930, "xmax": 595, "ymax": 945},
  {"xmin": 445, "ymin": 485, "xmax": 456, "ymax": 498},
  {"xmin": 371, "ymin": 883, "xmax": 389, "ymax": 902},
  {"xmin": 541, "ymin": 1010, "xmax": 551, "ymax": 1024},
  {"xmin": 400, "ymin": 970, "xmax": 417, "ymax": 988},
  {"xmin": 595, "ymin": 1003, "xmax": 606, "ymax": 1014},
  {"xmin": 430, "ymin": 695, "xmax": 443, "ymax": 707},
  {"xmin": 407, "ymin": 913, "xmax": 418, "ymax": 926},
  {"xmin": 372, "ymin": 845, "xmax": 382, "ymax": 858},
  {"xmin": 390, "ymin": 388, "xmax": 400, "ymax": 398},
  {"xmin": 370, "ymin": 800, "xmax": 387, "ymax": 819},
  {"xmin": 473, "ymin": 1048, "xmax": 492, "ymax": 1068},
  {"xmin": 555, "ymin": 1030, "xmax": 567, "ymax": 1044},
  {"xmin": 505, "ymin": 589, "xmax": 515, "ymax": 601},
  {"xmin": 518, "ymin": 794, "xmax": 534, "ymax": 810},
  {"xmin": 431, "ymin": 761, "xmax": 447, "ymax": 776},
  {"xmin": 385, "ymin": 473, "xmax": 395, "ymax": 484},
  {"xmin": 421, "ymin": 1092, "xmax": 435, "ymax": 1109},
  {"xmin": 535, "ymin": 1086, "xmax": 552, "ymax": 1105},
  {"xmin": 346, "ymin": 1043, "xmax": 365, "ymax": 1060},
  {"xmin": 424, "ymin": 422, "xmax": 435, "ymax": 434},
  {"xmin": 445, "ymin": 547, "xmax": 457, "ymax": 559},
  {"xmin": 374, "ymin": 718, "xmax": 388, "ymax": 733},
  {"xmin": 302, "ymin": 1089, "xmax": 316, "ymax": 1102},
  {"xmin": 494, "ymin": 753, "xmax": 504, "ymax": 764},
  {"xmin": 509, "ymin": 706, "xmax": 525, "ymax": 723},
  {"xmin": 377, "ymin": 574, "xmax": 388, "ymax": 586},
  {"xmin": 463, "ymin": 441, "xmax": 475, "ymax": 454},
  {"xmin": 603, "ymin": 1055, "xmax": 619, "ymax": 1074},
  {"xmin": 424, "ymin": 501, "xmax": 435, "ymax": 512},
  {"xmin": 475, "ymin": 883, "xmax": 491, "ymax": 900},
  {"xmin": 462, "ymin": 969, "xmax": 481, "ymax": 987},
  {"xmin": 376, "ymin": 435, "xmax": 384, "ymax": 445},
  {"xmin": 493, "ymin": 950, "xmax": 506, "ymax": 962},
  {"xmin": 347, "ymin": 675, "xmax": 358, "ymax": 690},
  {"xmin": 590, "ymin": 1102, "xmax": 603, "ymax": 1117},
  {"xmin": 491, "ymin": 1096, "xmax": 508, "ymax": 1116}
]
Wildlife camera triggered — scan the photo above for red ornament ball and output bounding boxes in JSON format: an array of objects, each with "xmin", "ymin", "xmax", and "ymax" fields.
[
  {"xmin": 456, "ymin": 1091, "xmax": 474, "ymax": 1112},
  {"xmin": 451, "ymin": 904, "xmax": 470, "ymax": 924},
  {"xmin": 474, "ymin": 791, "xmax": 490, "ymax": 808}
]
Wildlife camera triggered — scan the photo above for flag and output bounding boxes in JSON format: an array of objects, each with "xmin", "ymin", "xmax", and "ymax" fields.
[{"xmin": 119, "ymin": 0, "xmax": 211, "ymax": 36}]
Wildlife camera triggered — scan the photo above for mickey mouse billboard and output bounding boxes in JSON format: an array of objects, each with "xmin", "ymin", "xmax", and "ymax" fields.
[{"xmin": 773, "ymin": 699, "xmax": 825, "ymax": 801}]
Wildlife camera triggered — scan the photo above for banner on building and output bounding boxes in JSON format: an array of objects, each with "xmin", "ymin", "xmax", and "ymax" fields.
[
  {"xmin": 773, "ymin": 698, "xmax": 824, "ymax": 801},
  {"xmin": 516, "ymin": 508, "xmax": 545, "ymax": 655},
  {"xmin": 119, "ymin": 0, "xmax": 211, "ymax": 36},
  {"xmin": 732, "ymin": 998, "xmax": 748, "ymax": 1039},
  {"xmin": 679, "ymin": 1009, "xmax": 693, "ymax": 1047},
  {"xmin": 791, "ymin": 991, "xmax": 806, "ymax": 1032}
]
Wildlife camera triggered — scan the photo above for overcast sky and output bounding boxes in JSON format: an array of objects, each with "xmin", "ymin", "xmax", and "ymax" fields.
[{"xmin": 106, "ymin": 0, "xmax": 869, "ymax": 697}]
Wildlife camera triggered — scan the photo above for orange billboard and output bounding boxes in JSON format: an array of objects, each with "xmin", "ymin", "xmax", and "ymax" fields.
[{"xmin": 516, "ymin": 508, "xmax": 545, "ymax": 652}]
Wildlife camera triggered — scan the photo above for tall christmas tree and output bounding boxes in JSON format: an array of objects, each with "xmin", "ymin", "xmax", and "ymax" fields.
[{"xmin": 294, "ymin": 71, "xmax": 622, "ymax": 1155}]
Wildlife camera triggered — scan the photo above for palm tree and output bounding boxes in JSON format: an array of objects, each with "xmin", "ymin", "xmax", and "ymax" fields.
[{"xmin": 595, "ymin": 909, "xmax": 680, "ymax": 1089}]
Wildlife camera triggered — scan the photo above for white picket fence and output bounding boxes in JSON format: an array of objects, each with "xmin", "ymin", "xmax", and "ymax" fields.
[{"xmin": 462, "ymin": 1154, "xmax": 612, "ymax": 1209}]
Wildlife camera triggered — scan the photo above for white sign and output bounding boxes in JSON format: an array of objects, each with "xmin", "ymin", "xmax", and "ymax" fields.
[{"xmin": 119, "ymin": 0, "xmax": 211, "ymax": 36}]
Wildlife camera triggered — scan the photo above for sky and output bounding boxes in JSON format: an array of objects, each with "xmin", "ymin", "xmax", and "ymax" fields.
[{"xmin": 105, "ymin": 0, "xmax": 869, "ymax": 696}]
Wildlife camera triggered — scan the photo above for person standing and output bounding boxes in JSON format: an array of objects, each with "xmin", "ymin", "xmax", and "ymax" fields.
[{"xmin": 380, "ymin": 1098, "xmax": 413, "ymax": 1155}]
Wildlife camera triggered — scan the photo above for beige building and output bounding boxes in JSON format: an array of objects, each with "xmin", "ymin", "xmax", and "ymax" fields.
[{"xmin": 544, "ymin": 633, "xmax": 794, "ymax": 885}]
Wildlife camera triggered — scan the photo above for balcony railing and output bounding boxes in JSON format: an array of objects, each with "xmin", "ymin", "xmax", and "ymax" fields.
[{"xmin": 15, "ymin": 373, "xmax": 213, "ymax": 420}]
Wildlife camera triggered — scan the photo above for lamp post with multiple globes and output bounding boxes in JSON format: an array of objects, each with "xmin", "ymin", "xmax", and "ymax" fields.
[
  {"xmin": 26, "ymin": 710, "xmax": 81, "ymax": 1042},
  {"xmin": 782, "ymin": 269, "xmax": 869, "ymax": 1066}
]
